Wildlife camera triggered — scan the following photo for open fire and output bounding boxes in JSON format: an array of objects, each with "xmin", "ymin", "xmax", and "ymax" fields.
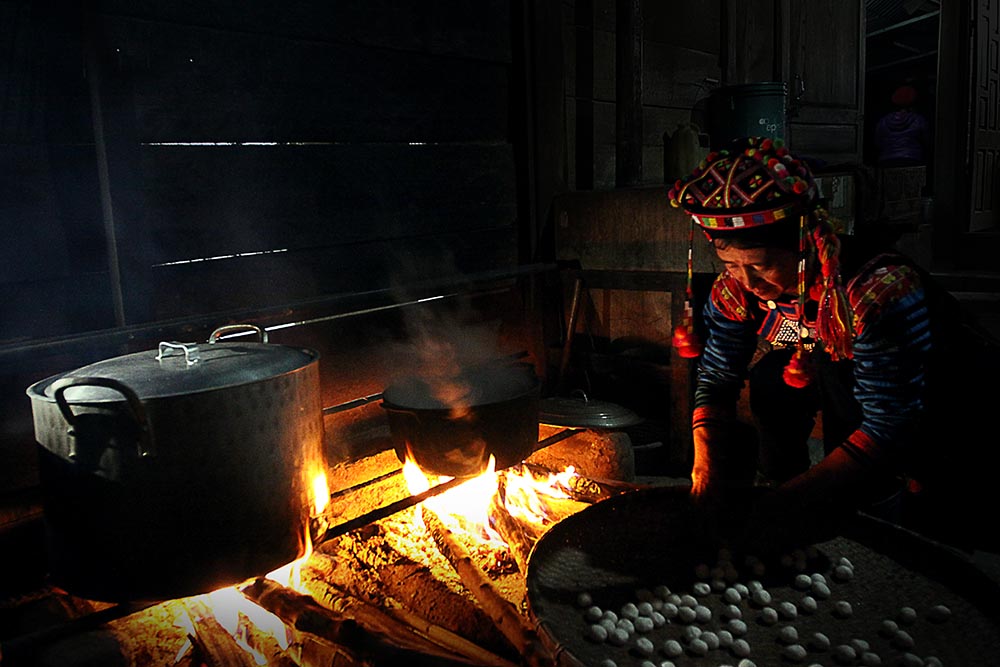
[{"xmin": 0, "ymin": 428, "xmax": 636, "ymax": 667}]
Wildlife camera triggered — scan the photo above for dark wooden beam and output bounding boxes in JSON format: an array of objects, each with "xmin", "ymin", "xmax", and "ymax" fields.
[{"xmin": 615, "ymin": 0, "xmax": 643, "ymax": 188}]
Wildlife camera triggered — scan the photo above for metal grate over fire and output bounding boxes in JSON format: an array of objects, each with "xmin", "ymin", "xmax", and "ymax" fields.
[{"xmin": 0, "ymin": 424, "xmax": 639, "ymax": 667}]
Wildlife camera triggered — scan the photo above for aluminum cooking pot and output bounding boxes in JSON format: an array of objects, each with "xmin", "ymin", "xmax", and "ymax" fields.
[
  {"xmin": 25, "ymin": 325, "xmax": 325, "ymax": 602},
  {"xmin": 381, "ymin": 362, "xmax": 540, "ymax": 478}
]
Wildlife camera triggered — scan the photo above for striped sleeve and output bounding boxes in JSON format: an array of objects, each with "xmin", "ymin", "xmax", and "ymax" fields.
[
  {"xmin": 840, "ymin": 264, "xmax": 931, "ymax": 468},
  {"xmin": 693, "ymin": 273, "xmax": 759, "ymax": 414}
]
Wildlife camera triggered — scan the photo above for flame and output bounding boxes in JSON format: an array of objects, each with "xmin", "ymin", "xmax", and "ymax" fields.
[
  {"xmin": 402, "ymin": 456, "xmax": 583, "ymax": 549},
  {"xmin": 503, "ymin": 464, "xmax": 576, "ymax": 524},
  {"xmin": 311, "ymin": 470, "xmax": 329, "ymax": 516},
  {"xmin": 403, "ymin": 456, "xmax": 505, "ymax": 545},
  {"xmin": 174, "ymin": 588, "xmax": 291, "ymax": 665}
]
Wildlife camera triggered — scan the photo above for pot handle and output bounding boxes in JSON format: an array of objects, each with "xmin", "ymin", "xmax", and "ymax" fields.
[
  {"xmin": 52, "ymin": 377, "xmax": 156, "ymax": 460},
  {"xmin": 209, "ymin": 323, "xmax": 268, "ymax": 344}
]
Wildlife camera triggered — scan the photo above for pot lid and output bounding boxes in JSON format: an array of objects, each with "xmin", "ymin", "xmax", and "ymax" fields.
[
  {"xmin": 538, "ymin": 392, "xmax": 642, "ymax": 429},
  {"xmin": 31, "ymin": 339, "xmax": 318, "ymax": 403}
]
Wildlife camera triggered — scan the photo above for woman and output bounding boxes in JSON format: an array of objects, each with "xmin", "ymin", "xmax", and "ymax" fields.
[{"xmin": 667, "ymin": 136, "xmax": 996, "ymax": 553}]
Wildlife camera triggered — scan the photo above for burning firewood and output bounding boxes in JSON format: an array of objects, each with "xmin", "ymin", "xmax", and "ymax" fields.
[
  {"xmin": 183, "ymin": 598, "xmax": 276, "ymax": 667},
  {"xmin": 487, "ymin": 492, "xmax": 536, "ymax": 574},
  {"xmin": 421, "ymin": 506, "xmax": 556, "ymax": 667},
  {"xmin": 517, "ymin": 461, "xmax": 645, "ymax": 503},
  {"xmin": 242, "ymin": 576, "xmax": 487, "ymax": 667},
  {"xmin": 310, "ymin": 519, "xmax": 512, "ymax": 654}
]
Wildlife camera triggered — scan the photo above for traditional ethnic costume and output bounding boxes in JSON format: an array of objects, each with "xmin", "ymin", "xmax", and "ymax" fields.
[{"xmin": 668, "ymin": 137, "xmax": 997, "ymax": 551}]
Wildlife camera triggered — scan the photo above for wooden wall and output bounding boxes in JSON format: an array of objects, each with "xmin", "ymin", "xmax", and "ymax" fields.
[
  {"xmin": 0, "ymin": 0, "xmax": 542, "ymax": 496},
  {"xmin": 564, "ymin": 0, "xmax": 723, "ymax": 190},
  {"xmin": 0, "ymin": 1, "xmax": 522, "ymax": 340}
]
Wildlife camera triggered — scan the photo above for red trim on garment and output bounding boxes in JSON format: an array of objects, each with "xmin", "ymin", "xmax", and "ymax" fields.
[
  {"xmin": 692, "ymin": 405, "xmax": 737, "ymax": 429},
  {"xmin": 847, "ymin": 255, "xmax": 920, "ymax": 335},
  {"xmin": 844, "ymin": 429, "xmax": 883, "ymax": 464},
  {"xmin": 711, "ymin": 273, "xmax": 752, "ymax": 321}
]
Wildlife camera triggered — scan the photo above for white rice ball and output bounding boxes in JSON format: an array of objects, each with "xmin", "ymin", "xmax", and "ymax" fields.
[
  {"xmin": 758, "ymin": 606, "xmax": 779, "ymax": 625},
  {"xmin": 731, "ymin": 638, "xmax": 752, "ymax": 658},
  {"xmin": 860, "ymin": 652, "xmax": 883, "ymax": 666},
  {"xmin": 662, "ymin": 638, "xmax": 683, "ymax": 658},
  {"xmin": 781, "ymin": 644, "xmax": 808, "ymax": 662},
  {"xmin": 751, "ymin": 588, "xmax": 772, "ymax": 607},
  {"xmin": 777, "ymin": 625, "xmax": 799, "ymax": 644},
  {"xmin": 608, "ymin": 627, "xmax": 629, "ymax": 646},
  {"xmin": 778, "ymin": 601, "xmax": 798, "ymax": 619},
  {"xmin": 832, "ymin": 600, "xmax": 853, "ymax": 618},
  {"xmin": 878, "ymin": 619, "xmax": 898, "ymax": 637},
  {"xmin": 927, "ymin": 604, "xmax": 952, "ymax": 623},
  {"xmin": 586, "ymin": 624, "xmax": 608, "ymax": 642},
  {"xmin": 809, "ymin": 632, "xmax": 831, "ymax": 651},
  {"xmin": 633, "ymin": 616, "xmax": 654, "ymax": 633},
  {"xmin": 694, "ymin": 604, "xmax": 712, "ymax": 623},
  {"xmin": 688, "ymin": 638, "xmax": 709, "ymax": 656},
  {"xmin": 799, "ymin": 596, "xmax": 818, "ymax": 614},
  {"xmin": 832, "ymin": 644, "xmax": 857, "ymax": 664},
  {"xmin": 634, "ymin": 636, "xmax": 655, "ymax": 657},
  {"xmin": 892, "ymin": 630, "xmax": 915, "ymax": 650}
]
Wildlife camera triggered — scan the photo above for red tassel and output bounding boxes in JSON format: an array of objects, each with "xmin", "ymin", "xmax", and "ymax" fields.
[
  {"xmin": 816, "ymin": 283, "xmax": 854, "ymax": 361},
  {"xmin": 782, "ymin": 349, "xmax": 814, "ymax": 388},
  {"xmin": 672, "ymin": 323, "xmax": 703, "ymax": 359}
]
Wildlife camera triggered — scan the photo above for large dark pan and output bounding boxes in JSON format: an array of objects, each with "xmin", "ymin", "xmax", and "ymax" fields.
[{"xmin": 526, "ymin": 485, "xmax": 1000, "ymax": 667}]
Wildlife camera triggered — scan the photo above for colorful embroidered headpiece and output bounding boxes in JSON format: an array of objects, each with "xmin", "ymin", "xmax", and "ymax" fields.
[
  {"xmin": 665, "ymin": 137, "xmax": 853, "ymax": 385},
  {"xmin": 668, "ymin": 136, "xmax": 817, "ymax": 230}
]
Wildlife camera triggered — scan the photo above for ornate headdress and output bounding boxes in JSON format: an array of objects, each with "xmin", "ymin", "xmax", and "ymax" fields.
[{"xmin": 666, "ymin": 137, "xmax": 853, "ymax": 387}]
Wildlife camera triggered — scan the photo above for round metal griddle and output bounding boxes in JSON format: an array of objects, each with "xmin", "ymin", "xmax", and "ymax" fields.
[
  {"xmin": 538, "ymin": 392, "xmax": 642, "ymax": 430},
  {"xmin": 526, "ymin": 485, "xmax": 1000, "ymax": 667}
]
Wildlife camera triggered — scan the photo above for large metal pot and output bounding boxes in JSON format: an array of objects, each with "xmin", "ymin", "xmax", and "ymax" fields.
[
  {"xmin": 381, "ymin": 362, "xmax": 540, "ymax": 478},
  {"xmin": 25, "ymin": 325, "xmax": 325, "ymax": 602}
]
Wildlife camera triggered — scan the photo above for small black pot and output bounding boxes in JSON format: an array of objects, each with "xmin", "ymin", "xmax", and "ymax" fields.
[{"xmin": 381, "ymin": 363, "xmax": 540, "ymax": 478}]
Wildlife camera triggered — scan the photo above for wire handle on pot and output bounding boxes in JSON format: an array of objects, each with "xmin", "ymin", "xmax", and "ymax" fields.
[
  {"xmin": 209, "ymin": 323, "xmax": 268, "ymax": 344},
  {"xmin": 156, "ymin": 341, "xmax": 200, "ymax": 366},
  {"xmin": 51, "ymin": 377, "xmax": 156, "ymax": 459}
]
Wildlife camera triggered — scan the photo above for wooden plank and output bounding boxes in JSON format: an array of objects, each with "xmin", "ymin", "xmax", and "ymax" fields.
[
  {"xmin": 553, "ymin": 187, "xmax": 718, "ymax": 273},
  {"xmin": 0, "ymin": 2, "xmax": 93, "ymax": 145},
  {"xmin": 134, "ymin": 143, "xmax": 516, "ymax": 263},
  {"xmin": 788, "ymin": 122, "xmax": 861, "ymax": 166},
  {"xmin": 643, "ymin": 42, "xmax": 721, "ymax": 109},
  {"xmin": 0, "ymin": 274, "xmax": 116, "ymax": 344},
  {"xmin": 96, "ymin": 0, "xmax": 512, "ymax": 63},
  {"xmin": 723, "ymin": 0, "xmax": 778, "ymax": 84},
  {"xmin": 143, "ymin": 229, "xmax": 520, "ymax": 321},
  {"xmin": 0, "ymin": 146, "xmax": 106, "ymax": 283},
  {"xmin": 96, "ymin": 16, "xmax": 510, "ymax": 143},
  {"xmin": 644, "ymin": 2, "xmax": 720, "ymax": 55}
]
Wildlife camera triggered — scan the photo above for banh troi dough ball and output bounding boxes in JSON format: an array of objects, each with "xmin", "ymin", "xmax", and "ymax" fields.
[{"xmin": 571, "ymin": 543, "xmax": 963, "ymax": 666}]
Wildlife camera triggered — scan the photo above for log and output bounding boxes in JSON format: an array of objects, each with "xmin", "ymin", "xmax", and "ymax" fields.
[
  {"xmin": 488, "ymin": 492, "xmax": 535, "ymax": 574},
  {"xmin": 421, "ymin": 507, "xmax": 556, "ymax": 667},
  {"xmin": 242, "ymin": 577, "xmax": 477, "ymax": 666},
  {"xmin": 182, "ymin": 598, "xmax": 262, "ymax": 667},
  {"xmin": 310, "ymin": 518, "xmax": 511, "ymax": 653},
  {"xmin": 379, "ymin": 604, "xmax": 521, "ymax": 667},
  {"xmin": 518, "ymin": 461, "xmax": 644, "ymax": 503},
  {"xmin": 191, "ymin": 589, "xmax": 363, "ymax": 667}
]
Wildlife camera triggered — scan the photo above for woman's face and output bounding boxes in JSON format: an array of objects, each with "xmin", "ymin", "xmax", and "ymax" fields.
[{"xmin": 713, "ymin": 243, "xmax": 800, "ymax": 301}]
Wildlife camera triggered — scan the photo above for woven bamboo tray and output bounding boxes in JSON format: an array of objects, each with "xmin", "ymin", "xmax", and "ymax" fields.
[{"xmin": 526, "ymin": 485, "xmax": 1000, "ymax": 667}]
